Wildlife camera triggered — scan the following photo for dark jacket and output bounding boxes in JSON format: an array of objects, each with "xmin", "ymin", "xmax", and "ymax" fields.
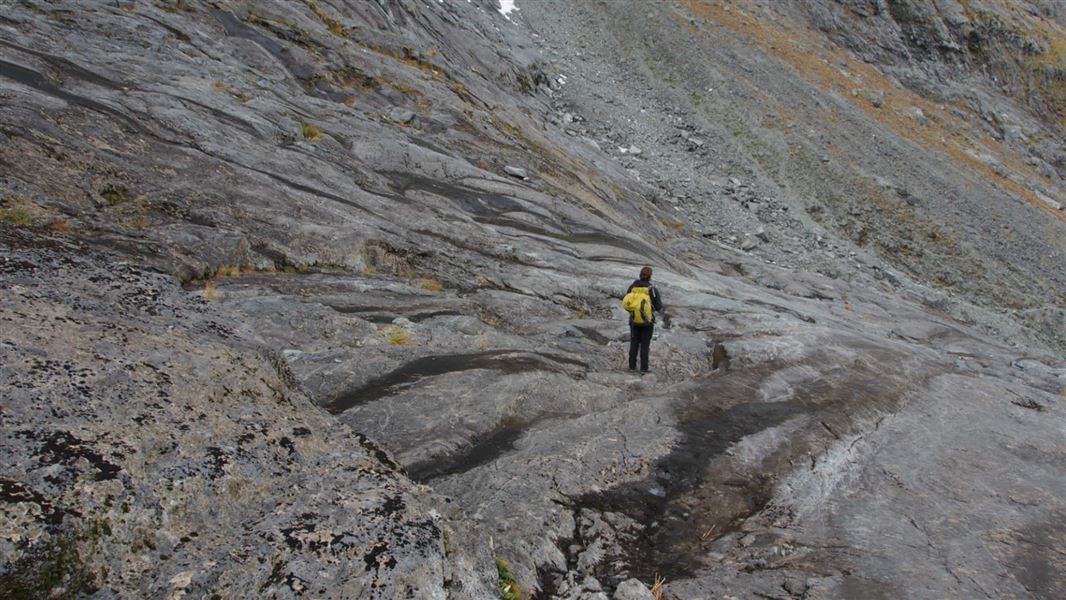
[{"xmin": 626, "ymin": 279, "xmax": 663, "ymax": 325}]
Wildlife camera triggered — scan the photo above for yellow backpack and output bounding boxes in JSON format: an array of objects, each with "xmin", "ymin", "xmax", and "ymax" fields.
[{"xmin": 622, "ymin": 286, "xmax": 653, "ymax": 325}]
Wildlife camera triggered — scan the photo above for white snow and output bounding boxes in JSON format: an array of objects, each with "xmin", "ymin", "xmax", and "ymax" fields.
[{"xmin": 498, "ymin": 0, "xmax": 517, "ymax": 19}]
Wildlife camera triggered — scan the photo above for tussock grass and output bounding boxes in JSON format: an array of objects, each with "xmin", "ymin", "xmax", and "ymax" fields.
[
  {"xmin": 651, "ymin": 574, "xmax": 666, "ymax": 600},
  {"xmin": 0, "ymin": 207, "xmax": 31, "ymax": 225},
  {"xmin": 1, "ymin": 197, "xmax": 71, "ymax": 232},
  {"xmin": 382, "ymin": 325, "xmax": 410, "ymax": 346},
  {"xmin": 301, "ymin": 122, "xmax": 321, "ymax": 141},
  {"xmin": 215, "ymin": 265, "xmax": 241, "ymax": 277},
  {"xmin": 202, "ymin": 281, "xmax": 219, "ymax": 301}
]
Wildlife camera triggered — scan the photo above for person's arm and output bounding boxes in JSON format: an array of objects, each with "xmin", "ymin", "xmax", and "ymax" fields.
[
  {"xmin": 652, "ymin": 286, "xmax": 672, "ymax": 327},
  {"xmin": 651, "ymin": 286, "xmax": 664, "ymax": 312}
]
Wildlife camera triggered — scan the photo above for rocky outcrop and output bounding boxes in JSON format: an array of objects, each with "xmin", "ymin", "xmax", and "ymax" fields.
[
  {"xmin": 0, "ymin": 228, "xmax": 455, "ymax": 598},
  {"xmin": 2, "ymin": 1, "xmax": 1065, "ymax": 599},
  {"xmin": 790, "ymin": 0, "xmax": 1066, "ymax": 137}
]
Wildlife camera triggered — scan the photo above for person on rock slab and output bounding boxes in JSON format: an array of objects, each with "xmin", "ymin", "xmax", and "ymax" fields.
[{"xmin": 624, "ymin": 266, "xmax": 669, "ymax": 373}]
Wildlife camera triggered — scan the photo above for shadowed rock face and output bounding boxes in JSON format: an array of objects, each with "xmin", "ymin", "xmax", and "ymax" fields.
[{"xmin": 1, "ymin": 1, "xmax": 1064, "ymax": 599}]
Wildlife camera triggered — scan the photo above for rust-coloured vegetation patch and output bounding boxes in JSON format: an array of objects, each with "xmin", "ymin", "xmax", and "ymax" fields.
[{"xmin": 680, "ymin": 0, "xmax": 1066, "ymax": 226}]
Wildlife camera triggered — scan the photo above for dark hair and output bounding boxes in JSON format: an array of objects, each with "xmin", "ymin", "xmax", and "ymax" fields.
[{"xmin": 639, "ymin": 266, "xmax": 653, "ymax": 281}]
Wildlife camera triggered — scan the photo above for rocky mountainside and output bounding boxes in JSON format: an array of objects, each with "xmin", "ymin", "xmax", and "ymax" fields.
[{"xmin": 1, "ymin": 1, "xmax": 1064, "ymax": 599}]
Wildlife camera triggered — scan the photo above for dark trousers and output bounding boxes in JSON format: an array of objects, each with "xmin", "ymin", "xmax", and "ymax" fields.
[{"xmin": 629, "ymin": 324, "xmax": 654, "ymax": 371}]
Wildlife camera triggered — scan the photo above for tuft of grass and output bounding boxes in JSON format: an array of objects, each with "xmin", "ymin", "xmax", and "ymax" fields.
[
  {"xmin": 300, "ymin": 122, "xmax": 321, "ymax": 141},
  {"xmin": 126, "ymin": 217, "xmax": 150, "ymax": 230},
  {"xmin": 650, "ymin": 574, "xmax": 666, "ymax": 600},
  {"xmin": 420, "ymin": 279, "xmax": 444, "ymax": 292},
  {"xmin": 48, "ymin": 220, "xmax": 73, "ymax": 233},
  {"xmin": 495, "ymin": 559, "xmax": 520, "ymax": 600},
  {"xmin": 575, "ymin": 308, "xmax": 587, "ymax": 319},
  {"xmin": 303, "ymin": 0, "xmax": 347, "ymax": 36},
  {"xmin": 0, "ymin": 207, "xmax": 31, "ymax": 225},
  {"xmin": 382, "ymin": 325, "xmax": 410, "ymax": 346},
  {"xmin": 99, "ymin": 186, "xmax": 128, "ymax": 205},
  {"xmin": 660, "ymin": 218, "xmax": 686, "ymax": 232},
  {"xmin": 215, "ymin": 265, "xmax": 241, "ymax": 277},
  {"xmin": 202, "ymin": 281, "xmax": 219, "ymax": 301}
]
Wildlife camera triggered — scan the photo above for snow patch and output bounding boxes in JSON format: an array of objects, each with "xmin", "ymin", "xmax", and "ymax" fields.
[{"xmin": 498, "ymin": 0, "xmax": 517, "ymax": 19}]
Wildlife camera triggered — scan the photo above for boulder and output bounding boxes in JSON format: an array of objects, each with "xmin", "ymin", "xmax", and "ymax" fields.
[
  {"xmin": 504, "ymin": 165, "xmax": 529, "ymax": 179},
  {"xmin": 614, "ymin": 578, "xmax": 655, "ymax": 600}
]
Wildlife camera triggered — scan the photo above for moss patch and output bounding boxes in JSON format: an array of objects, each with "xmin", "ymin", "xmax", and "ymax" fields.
[{"xmin": 0, "ymin": 529, "xmax": 103, "ymax": 600}]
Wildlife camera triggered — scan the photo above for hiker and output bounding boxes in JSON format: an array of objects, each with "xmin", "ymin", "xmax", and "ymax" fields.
[{"xmin": 622, "ymin": 266, "xmax": 668, "ymax": 373}]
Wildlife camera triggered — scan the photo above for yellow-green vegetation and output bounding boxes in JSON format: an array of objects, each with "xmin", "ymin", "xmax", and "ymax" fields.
[
  {"xmin": 303, "ymin": 0, "xmax": 347, "ymax": 36},
  {"xmin": 0, "ymin": 197, "xmax": 71, "ymax": 231},
  {"xmin": 419, "ymin": 279, "xmax": 444, "ymax": 292},
  {"xmin": 0, "ymin": 206, "xmax": 31, "ymax": 225},
  {"xmin": 329, "ymin": 66, "xmax": 381, "ymax": 91},
  {"xmin": 495, "ymin": 559, "xmax": 520, "ymax": 600},
  {"xmin": 575, "ymin": 307, "xmax": 587, "ymax": 319},
  {"xmin": 246, "ymin": 10, "xmax": 318, "ymax": 52},
  {"xmin": 0, "ymin": 525, "xmax": 105, "ymax": 600},
  {"xmin": 125, "ymin": 217, "xmax": 150, "ymax": 230},
  {"xmin": 382, "ymin": 325, "xmax": 411, "ymax": 346},
  {"xmin": 98, "ymin": 186, "xmax": 128, "ymax": 205},
  {"xmin": 661, "ymin": 218, "xmax": 686, "ymax": 232},
  {"xmin": 202, "ymin": 281, "xmax": 219, "ymax": 301},
  {"xmin": 216, "ymin": 265, "xmax": 241, "ymax": 277},
  {"xmin": 301, "ymin": 122, "xmax": 322, "ymax": 141},
  {"xmin": 109, "ymin": 193, "xmax": 154, "ymax": 232},
  {"xmin": 353, "ymin": 39, "xmax": 448, "ymax": 80}
]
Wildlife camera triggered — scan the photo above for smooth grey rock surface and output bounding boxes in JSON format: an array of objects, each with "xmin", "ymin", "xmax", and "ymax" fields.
[{"xmin": 1, "ymin": 1, "xmax": 1065, "ymax": 599}]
